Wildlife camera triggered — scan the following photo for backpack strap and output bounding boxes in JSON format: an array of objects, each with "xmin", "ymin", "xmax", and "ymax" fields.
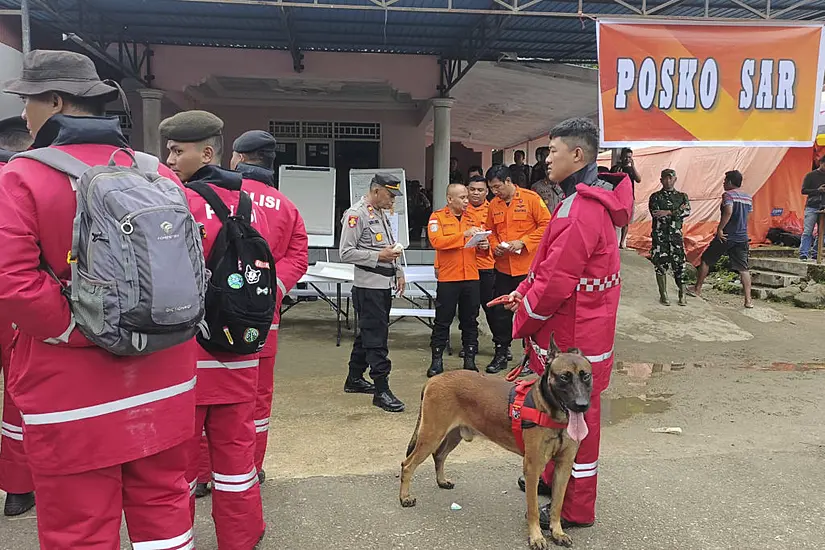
[
  {"xmin": 133, "ymin": 151, "xmax": 160, "ymax": 174},
  {"xmin": 236, "ymin": 190, "xmax": 252, "ymax": 223},
  {"xmin": 187, "ymin": 182, "xmax": 231, "ymax": 222},
  {"xmin": 12, "ymin": 148, "xmax": 90, "ymax": 185}
]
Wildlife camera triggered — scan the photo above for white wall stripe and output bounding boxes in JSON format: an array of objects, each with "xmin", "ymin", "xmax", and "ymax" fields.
[
  {"xmin": 1, "ymin": 422, "xmax": 22, "ymax": 433},
  {"xmin": 213, "ymin": 477, "xmax": 258, "ymax": 493},
  {"xmin": 22, "ymin": 376, "xmax": 197, "ymax": 426},
  {"xmin": 197, "ymin": 360, "xmax": 259, "ymax": 370},
  {"xmin": 1, "ymin": 429, "xmax": 23, "ymax": 441},
  {"xmin": 132, "ymin": 528, "xmax": 194, "ymax": 550},
  {"xmin": 212, "ymin": 468, "xmax": 257, "ymax": 484}
]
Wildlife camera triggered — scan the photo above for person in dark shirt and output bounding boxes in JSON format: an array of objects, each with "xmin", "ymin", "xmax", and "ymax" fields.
[
  {"xmin": 530, "ymin": 146, "xmax": 549, "ymax": 185},
  {"xmin": 509, "ymin": 150, "xmax": 531, "ymax": 189},
  {"xmin": 799, "ymin": 155, "xmax": 825, "ymax": 260},
  {"xmin": 449, "ymin": 157, "xmax": 465, "ymax": 184},
  {"xmin": 467, "ymin": 165, "xmax": 483, "ymax": 180},
  {"xmin": 690, "ymin": 170, "xmax": 754, "ymax": 308},
  {"xmin": 611, "ymin": 148, "xmax": 642, "ymax": 248}
]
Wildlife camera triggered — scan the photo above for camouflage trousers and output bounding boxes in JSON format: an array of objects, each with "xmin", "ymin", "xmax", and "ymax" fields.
[{"xmin": 650, "ymin": 234, "xmax": 687, "ymax": 285}]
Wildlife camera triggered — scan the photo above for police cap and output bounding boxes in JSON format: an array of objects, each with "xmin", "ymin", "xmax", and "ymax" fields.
[
  {"xmin": 233, "ymin": 130, "xmax": 276, "ymax": 154},
  {"xmin": 371, "ymin": 173, "xmax": 403, "ymax": 196},
  {"xmin": 0, "ymin": 116, "xmax": 27, "ymax": 135},
  {"xmin": 159, "ymin": 110, "xmax": 224, "ymax": 142}
]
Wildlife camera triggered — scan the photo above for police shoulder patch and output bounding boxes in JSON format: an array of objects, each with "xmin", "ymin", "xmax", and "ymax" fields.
[{"xmin": 348, "ymin": 215, "xmax": 358, "ymax": 228}]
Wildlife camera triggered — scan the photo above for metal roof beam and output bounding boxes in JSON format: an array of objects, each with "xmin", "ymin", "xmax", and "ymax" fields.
[
  {"xmin": 279, "ymin": 6, "xmax": 304, "ymax": 73},
  {"xmin": 439, "ymin": 8, "xmax": 506, "ymax": 97}
]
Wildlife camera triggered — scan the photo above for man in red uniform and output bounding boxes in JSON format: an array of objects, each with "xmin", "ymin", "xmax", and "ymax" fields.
[
  {"xmin": 161, "ymin": 111, "xmax": 269, "ymax": 549},
  {"xmin": 194, "ymin": 130, "xmax": 309, "ymax": 495},
  {"xmin": 0, "ymin": 115, "xmax": 35, "ymax": 517},
  {"xmin": 507, "ymin": 118, "xmax": 632, "ymax": 530},
  {"xmin": 0, "ymin": 50, "xmax": 197, "ymax": 549}
]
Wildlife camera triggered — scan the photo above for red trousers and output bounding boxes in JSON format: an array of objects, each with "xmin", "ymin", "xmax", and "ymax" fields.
[
  {"xmin": 32, "ymin": 442, "xmax": 193, "ymax": 550},
  {"xmin": 197, "ymin": 350, "xmax": 277, "ymax": 483},
  {"xmin": 541, "ymin": 392, "xmax": 602, "ymax": 525},
  {"xmin": 188, "ymin": 402, "xmax": 265, "ymax": 550},
  {"xmin": 0, "ymin": 367, "xmax": 33, "ymax": 494}
]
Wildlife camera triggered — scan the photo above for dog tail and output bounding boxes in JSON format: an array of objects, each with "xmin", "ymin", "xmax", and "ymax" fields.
[{"xmin": 405, "ymin": 386, "xmax": 427, "ymax": 457}]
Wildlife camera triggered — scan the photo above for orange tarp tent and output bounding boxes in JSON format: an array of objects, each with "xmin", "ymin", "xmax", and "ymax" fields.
[{"xmin": 598, "ymin": 147, "xmax": 810, "ymax": 264}]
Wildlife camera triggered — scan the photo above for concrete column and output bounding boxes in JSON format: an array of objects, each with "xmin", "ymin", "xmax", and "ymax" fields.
[
  {"xmin": 137, "ymin": 88, "xmax": 164, "ymax": 158},
  {"xmin": 431, "ymin": 97, "xmax": 454, "ymax": 211}
]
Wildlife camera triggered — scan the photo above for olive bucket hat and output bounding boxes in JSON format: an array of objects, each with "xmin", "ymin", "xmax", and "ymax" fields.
[{"xmin": 3, "ymin": 49, "xmax": 118, "ymax": 99}]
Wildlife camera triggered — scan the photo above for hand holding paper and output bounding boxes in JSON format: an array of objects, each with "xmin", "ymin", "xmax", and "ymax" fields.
[{"xmin": 464, "ymin": 230, "xmax": 492, "ymax": 248}]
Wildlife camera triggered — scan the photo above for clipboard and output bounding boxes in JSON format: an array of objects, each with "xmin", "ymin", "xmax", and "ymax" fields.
[{"xmin": 464, "ymin": 230, "xmax": 492, "ymax": 248}]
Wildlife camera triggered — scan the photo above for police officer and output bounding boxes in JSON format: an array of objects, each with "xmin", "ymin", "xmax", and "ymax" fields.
[{"xmin": 340, "ymin": 174, "xmax": 406, "ymax": 413}]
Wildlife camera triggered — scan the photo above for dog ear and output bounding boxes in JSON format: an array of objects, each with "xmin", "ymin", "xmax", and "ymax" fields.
[
  {"xmin": 549, "ymin": 333, "xmax": 561, "ymax": 357},
  {"xmin": 566, "ymin": 347, "xmax": 583, "ymax": 356}
]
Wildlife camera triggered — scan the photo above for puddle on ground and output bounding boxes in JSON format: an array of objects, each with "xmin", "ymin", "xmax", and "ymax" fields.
[{"xmin": 603, "ymin": 394, "xmax": 673, "ymax": 425}]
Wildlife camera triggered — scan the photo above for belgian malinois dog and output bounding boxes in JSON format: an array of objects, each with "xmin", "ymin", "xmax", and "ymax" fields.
[{"xmin": 399, "ymin": 338, "xmax": 593, "ymax": 549}]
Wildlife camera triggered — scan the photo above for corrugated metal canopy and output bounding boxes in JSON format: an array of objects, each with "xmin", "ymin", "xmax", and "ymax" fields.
[{"xmin": 4, "ymin": 0, "xmax": 825, "ymax": 63}]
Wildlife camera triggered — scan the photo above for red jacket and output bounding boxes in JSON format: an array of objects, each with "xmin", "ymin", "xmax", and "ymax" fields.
[
  {"xmin": 185, "ymin": 165, "xmax": 271, "ymax": 405},
  {"xmin": 513, "ymin": 164, "xmax": 632, "ymax": 394},
  {"xmin": 239, "ymin": 163, "xmax": 308, "ymax": 357},
  {"xmin": 0, "ymin": 116, "xmax": 197, "ymax": 476}
]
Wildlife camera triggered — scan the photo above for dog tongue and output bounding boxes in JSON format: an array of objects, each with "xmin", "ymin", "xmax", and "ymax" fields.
[{"xmin": 566, "ymin": 412, "xmax": 589, "ymax": 442}]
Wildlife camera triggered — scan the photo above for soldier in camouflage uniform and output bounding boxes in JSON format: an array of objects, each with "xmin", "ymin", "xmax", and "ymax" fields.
[{"xmin": 649, "ymin": 168, "xmax": 691, "ymax": 306}]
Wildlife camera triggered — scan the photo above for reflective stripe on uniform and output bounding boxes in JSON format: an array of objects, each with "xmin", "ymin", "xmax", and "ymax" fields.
[
  {"xmin": 212, "ymin": 467, "xmax": 259, "ymax": 493},
  {"xmin": 576, "ymin": 273, "xmax": 621, "ymax": 292},
  {"xmin": 523, "ymin": 296, "xmax": 550, "ymax": 321},
  {"xmin": 276, "ymin": 277, "xmax": 287, "ymax": 298},
  {"xmin": 189, "ymin": 480, "xmax": 197, "ymax": 497},
  {"xmin": 584, "ymin": 348, "xmax": 613, "ymax": 363},
  {"xmin": 22, "ymin": 376, "xmax": 197, "ymax": 426},
  {"xmin": 254, "ymin": 418, "xmax": 269, "ymax": 433},
  {"xmin": 132, "ymin": 528, "xmax": 194, "ymax": 550},
  {"xmin": 270, "ymin": 323, "xmax": 279, "ymax": 331},
  {"xmin": 571, "ymin": 460, "xmax": 598, "ymax": 479},
  {"xmin": 196, "ymin": 360, "xmax": 259, "ymax": 370},
  {"xmin": 1, "ymin": 421, "xmax": 22, "ymax": 441}
]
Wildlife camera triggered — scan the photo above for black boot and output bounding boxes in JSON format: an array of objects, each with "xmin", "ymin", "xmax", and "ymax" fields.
[
  {"xmin": 517, "ymin": 475, "xmax": 553, "ymax": 497},
  {"xmin": 485, "ymin": 345, "xmax": 509, "ymax": 374},
  {"xmin": 458, "ymin": 349, "xmax": 465, "ymax": 358},
  {"xmin": 258, "ymin": 470, "xmax": 266, "ymax": 485},
  {"xmin": 344, "ymin": 374, "xmax": 375, "ymax": 394},
  {"xmin": 427, "ymin": 347, "xmax": 445, "ymax": 378},
  {"xmin": 463, "ymin": 346, "xmax": 478, "ymax": 371},
  {"xmin": 3, "ymin": 492, "xmax": 34, "ymax": 516},
  {"xmin": 538, "ymin": 503, "xmax": 594, "ymax": 530},
  {"xmin": 194, "ymin": 482, "xmax": 210, "ymax": 498},
  {"xmin": 373, "ymin": 377, "xmax": 405, "ymax": 412}
]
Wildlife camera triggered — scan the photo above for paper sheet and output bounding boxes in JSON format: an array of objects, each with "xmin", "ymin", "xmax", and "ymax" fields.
[{"xmin": 464, "ymin": 230, "xmax": 492, "ymax": 248}]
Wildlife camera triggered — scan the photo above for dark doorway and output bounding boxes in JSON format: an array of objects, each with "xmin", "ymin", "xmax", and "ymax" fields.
[
  {"xmin": 274, "ymin": 142, "xmax": 299, "ymax": 187},
  {"xmin": 333, "ymin": 140, "xmax": 380, "ymax": 243}
]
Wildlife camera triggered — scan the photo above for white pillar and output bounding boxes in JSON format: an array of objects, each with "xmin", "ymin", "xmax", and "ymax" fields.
[
  {"xmin": 137, "ymin": 88, "xmax": 164, "ymax": 158},
  {"xmin": 431, "ymin": 97, "xmax": 454, "ymax": 211}
]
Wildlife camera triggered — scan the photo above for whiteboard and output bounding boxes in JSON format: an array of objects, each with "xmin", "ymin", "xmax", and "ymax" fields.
[
  {"xmin": 279, "ymin": 165, "xmax": 336, "ymax": 248},
  {"xmin": 349, "ymin": 168, "xmax": 409, "ymax": 248}
]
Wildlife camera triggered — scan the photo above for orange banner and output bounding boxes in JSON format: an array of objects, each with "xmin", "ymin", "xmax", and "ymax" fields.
[{"xmin": 597, "ymin": 21, "xmax": 825, "ymax": 147}]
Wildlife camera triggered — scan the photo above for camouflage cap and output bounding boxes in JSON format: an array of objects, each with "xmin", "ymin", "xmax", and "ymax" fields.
[
  {"xmin": 371, "ymin": 173, "xmax": 403, "ymax": 196},
  {"xmin": 159, "ymin": 110, "xmax": 224, "ymax": 142}
]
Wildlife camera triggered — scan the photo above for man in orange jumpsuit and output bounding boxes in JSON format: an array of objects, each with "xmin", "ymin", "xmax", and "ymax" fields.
[
  {"xmin": 426, "ymin": 183, "xmax": 490, "ymax": 376},
  {"xmin": 484, "ymin": 164, "xmax": 550, "ymax": 374}
]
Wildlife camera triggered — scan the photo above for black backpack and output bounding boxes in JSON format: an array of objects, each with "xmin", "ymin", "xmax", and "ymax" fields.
[{"xmin": 187, "ymin": 182, "xmax": 276, "ymax": 355}]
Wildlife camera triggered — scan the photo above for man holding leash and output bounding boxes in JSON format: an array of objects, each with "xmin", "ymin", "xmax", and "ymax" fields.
[{"xmin": 506, "ymin": 117, "xmax": 633, "ymax": 530}]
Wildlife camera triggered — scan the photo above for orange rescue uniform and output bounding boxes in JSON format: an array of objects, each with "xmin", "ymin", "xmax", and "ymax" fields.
[
  {"xmin": 428, "ymin": 207, "xmax": 487, "ymax": 282},
  {"xmin": 486, "ymin": 188, "xmax": 550, "ymax": 276}
]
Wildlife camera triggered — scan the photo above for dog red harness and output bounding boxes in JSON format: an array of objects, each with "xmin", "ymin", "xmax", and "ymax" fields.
[{"xmin": 509, "ymin": 379, "xmax": 568, "ymax": 454}]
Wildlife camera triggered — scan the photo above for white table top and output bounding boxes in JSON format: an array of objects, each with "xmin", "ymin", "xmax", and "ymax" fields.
[{"xmin": 298, "ymin": 262, "xmax": 436, "ymax": 284}]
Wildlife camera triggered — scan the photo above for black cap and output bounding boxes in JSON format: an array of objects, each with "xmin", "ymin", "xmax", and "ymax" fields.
[
  {"xmin": 372, "ymin": 173, "xmax": 403, "ymax": 196},
  {"xmin": 233, "ymin": 130, "xmax": 276, "ymax": 154},
  {"xmin": 0, "ymin": 116, "xmax": 28, "ymax": 135},
  {"xmin": 661, "ymin": 168, "xmax": 676, "ymax": 178},
  {"xmin": 159, "ymin": 110, "xmax": 224, "ymax": 142}
]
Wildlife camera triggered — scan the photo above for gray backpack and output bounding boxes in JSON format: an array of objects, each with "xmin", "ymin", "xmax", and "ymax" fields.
[{"xmin": 15, "ymin": 147, "xmax": 207, "ymax": 356}]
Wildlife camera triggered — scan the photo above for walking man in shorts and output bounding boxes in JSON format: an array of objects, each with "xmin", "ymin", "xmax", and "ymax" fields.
[{"xmin": 690, "ymin": 170, "xmax": 754, "ymax": 308}]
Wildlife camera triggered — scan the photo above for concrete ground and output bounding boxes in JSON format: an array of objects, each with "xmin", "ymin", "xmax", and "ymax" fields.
[{"xmin": 1, "ymin": 250, "xmax": 824, "ymax": 549}]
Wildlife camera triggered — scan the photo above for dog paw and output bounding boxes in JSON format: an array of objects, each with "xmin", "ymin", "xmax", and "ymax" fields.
[
  {"xmin": 528, "ymin": 533, "xmax": 549, "ymax": 550},
  {"xmin": 437, "ymin": 479, "xmax": 455, "ymax": 490},
  {"xmin": 399, "ymin": 496, "xmax": 417, "ymax": 508},
  {"xmin": 550, "ymin": 530, "xmax": 573, "ymax": 548}
]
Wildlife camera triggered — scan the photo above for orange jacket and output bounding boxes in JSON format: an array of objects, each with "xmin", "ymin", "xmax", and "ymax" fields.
[
  {"xmin": 487, "ymin": 187, "xmax": 551, "ymax": 276},
  {"xmin": 467, "ymin": 200, "xmax": 495, "ymax": 270},
  {"xmin": 428, "ymin": 207, "xmax": 488, "ymax": 282}
]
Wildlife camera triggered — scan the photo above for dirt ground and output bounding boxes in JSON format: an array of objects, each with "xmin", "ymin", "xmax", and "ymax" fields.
[{"xmin": 1, "ymin": 250, "xmax": 823, "ymax": 549}]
